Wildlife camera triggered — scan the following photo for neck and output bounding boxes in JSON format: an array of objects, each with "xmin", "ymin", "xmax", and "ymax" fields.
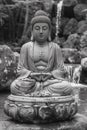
[{"xmin": 35, "ymin": 41, "xmax": 48, "ymax": 47}]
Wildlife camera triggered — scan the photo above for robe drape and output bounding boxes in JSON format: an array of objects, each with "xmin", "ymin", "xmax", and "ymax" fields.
[{"xmin": 11, "ymin": 41, "xmax": 73, "ymax": 96}]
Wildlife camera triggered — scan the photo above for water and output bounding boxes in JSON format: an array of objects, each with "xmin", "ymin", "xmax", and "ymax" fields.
[{"xmin": 56, "ymin": 0, "xmax": 64, "ymax": 37}]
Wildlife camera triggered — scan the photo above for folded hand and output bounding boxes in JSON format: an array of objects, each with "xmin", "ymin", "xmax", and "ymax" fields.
[
  {"xmin": 30, "ymin": 72, "xmax": 52, "ymax": 81},
  {"xmin": 30, "ymin": 72, "xmax": 41, "ymax": 81}
]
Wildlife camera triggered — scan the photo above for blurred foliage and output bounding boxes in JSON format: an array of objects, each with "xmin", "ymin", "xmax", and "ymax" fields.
[
  {"xmin": 0, "ymin": 0, "xmax": 57, "ymax": 47},
  {"xmin": 0, "ymin": 4, "xmax": 9, "ymax": 26},
  {"xmin": 0, "ymin": 0, "xmax": 45, "ymax": 44}
]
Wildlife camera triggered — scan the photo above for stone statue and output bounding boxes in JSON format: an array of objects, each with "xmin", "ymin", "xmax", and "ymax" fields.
[
  {"xmin": 10, "ymin": 10, "xmax": 74, "ymax": 97},
  {"xmin": 4, "ymin": 10, "xmax": 80, "ymax": 123}
]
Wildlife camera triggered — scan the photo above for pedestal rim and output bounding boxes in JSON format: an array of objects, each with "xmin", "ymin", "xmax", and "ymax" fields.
[{"xmin": 8, "ymin": 94, "xmax": 75, "ymax": 103}]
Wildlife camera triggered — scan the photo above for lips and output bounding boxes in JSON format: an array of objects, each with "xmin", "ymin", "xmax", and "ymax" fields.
[
  {"xmin": 39, "ymin": 35, "xmax": 44, "ymax": 39},
  {"xmin": 39, "ymin": 34, "xmax": 44, "ymax": 37}
]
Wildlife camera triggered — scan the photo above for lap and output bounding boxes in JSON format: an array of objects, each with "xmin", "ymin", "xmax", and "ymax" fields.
[
  {"xmin": 43, "ymin": 79, "xmax": 73, "ymax": 95},
  {"xmin": 43, "ymin": 79, "xmax": 71, "ymax": 88},
  {"xmin": 11, "ymin": 78, "xmax": 36, "ymax": 95},
  {"xmin": 11, "ymin": 77, "xmax": 73, "ymax": 96}
]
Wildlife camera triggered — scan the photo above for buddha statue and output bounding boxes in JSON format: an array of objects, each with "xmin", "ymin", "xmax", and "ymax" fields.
[
  {"xmin": 10, "ymin": 10, "xmax": 74, "ymax": 97},
  {"xmin": 4, "ymin": 10, "xmax": 80, "ymax": 123}
]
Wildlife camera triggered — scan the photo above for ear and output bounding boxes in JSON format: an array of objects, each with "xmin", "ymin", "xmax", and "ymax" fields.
[
  {"xmin": 48, "ymin": 32, "xmax": 51, "ymax": 41},
  {"xmin": 30, "ymin": 25, "xmax": 34, "ymax": 41},
  {"xmin": 30, "ymin": 33, "xmax": 34, "ymax": 41}
]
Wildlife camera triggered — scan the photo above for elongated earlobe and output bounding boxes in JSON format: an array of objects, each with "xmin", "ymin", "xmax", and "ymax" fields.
[
  {"xmin": 48, "ymin": 33, "xmax": 51, "ymax": 41},
  {"xmin": 31, "ymin": 33, "xmax": 34, "ymax": 41}
]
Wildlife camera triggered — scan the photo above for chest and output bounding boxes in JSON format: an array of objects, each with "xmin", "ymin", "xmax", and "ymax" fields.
[{"xmin": 33, "ymin": 44, "xmax": 49, "ymax": 62}]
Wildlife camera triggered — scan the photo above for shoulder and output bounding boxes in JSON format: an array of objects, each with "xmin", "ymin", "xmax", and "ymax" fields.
[
  {"xmin": 21, "ymin": 41, "xmax": 33, "ymax": 50},
  {"xmin": 51, "ymin": 42, "xmax": 61, "ymax": 49}
]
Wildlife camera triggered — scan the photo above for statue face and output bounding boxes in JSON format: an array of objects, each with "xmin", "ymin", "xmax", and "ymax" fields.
[{"xmin": 33, "ymin": 22, "xmax": 50, "ymax": 43}]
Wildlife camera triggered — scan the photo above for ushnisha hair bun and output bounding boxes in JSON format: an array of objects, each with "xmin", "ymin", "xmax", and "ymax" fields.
[{"xmin": 31, "ymin": 10, "xmax": 51, "ymax": 29}]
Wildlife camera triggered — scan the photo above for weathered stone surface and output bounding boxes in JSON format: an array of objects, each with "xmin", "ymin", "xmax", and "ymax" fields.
[
  {"xmin": 77, "ymin": 20, "xmax": 87, "ymax": 28},
  {"xmin": 63, "ymin": 18, "xmax": 78, "ymax": 36},
  {"xmin": 73, "ymin": 57, "xmax": 87, "ymax": 84},
  {"xmin": 80, "ymin": 57, "xmax": 87, "ymax": 83},
  {"xmin": 77, "ymin": 29, "xmax": 87, "ymax": 58},
  {"xmin": 74, "ymin": 4, "xmax": 87, "ymax": 20},
  {"xmin": 1, "ymin": 89, "xmax": 87, "ymax": 130},
  {"xmin": 62, "ymin": 48, "xmax": 81, "ymax": 64},
  {"xmin": 73, "ymin": 65, "xmax": 81, "ymax": 83},
  {"xmin": 0, "ymin": 45, "xmax": 19, "ymax": 90},
  {"xmin": 80, "ymin": 31, "xmax": 87, "ymax": 48},
  {"xmin": 77, "ymin": 23, "xmax": 87, "ymax": 35},
  {"xmin": 62, "ymin": 33, "xmax": 80, "ymax": 49},
  {"xmin": 81, "ymin": 57, "xmax": 87, "ymax": 68},
  {"xmin": 78, "ymin": 49, "xmax": 87, "ymax": 60},
  {"xmin": 4, "ymin": 94, "xmax": 78, "ymax": 123}
]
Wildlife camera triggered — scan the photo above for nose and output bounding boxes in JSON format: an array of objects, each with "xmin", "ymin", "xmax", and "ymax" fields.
[{"xmin": 40, "ymin": 28, "xmax": 43, "ymax": 33}]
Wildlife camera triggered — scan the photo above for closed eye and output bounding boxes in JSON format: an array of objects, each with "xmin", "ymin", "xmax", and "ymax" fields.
[
  {"xmin": 42, "ymin": 26, "xmax": 48, "ymax": 30},
  {"xmin": 35, "ymin": 26, "xmax": 40, "ymax": 30}
]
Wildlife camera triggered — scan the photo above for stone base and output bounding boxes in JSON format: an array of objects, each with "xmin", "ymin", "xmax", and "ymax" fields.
[
  {"xmin": 0, "ymin": 114, "xmax": 87, "ymax": 130},
  {"xmin": 4, "ymin": 94, "xmax": 78, "ymax": 123}
]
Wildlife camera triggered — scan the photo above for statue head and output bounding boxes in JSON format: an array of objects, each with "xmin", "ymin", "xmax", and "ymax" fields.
[{"xmin": 30, "ymin": 10, "xmax": 51, "ymax": 42}]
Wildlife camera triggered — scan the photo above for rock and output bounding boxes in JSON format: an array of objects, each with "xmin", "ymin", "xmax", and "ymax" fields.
[
  {"xmin": 77, "ymin": 23, "xmax": 87, "ymax": 35},
  {"xmin": 63, "ymin": 33, "xmax": 80, "ymax": 49},
  {"xmin": 73, "ymin": 57, "xmax": 87, "ymax": 84},
  {"xmin": 77, "ymin": 20, "xmax": 87, "ymax": 28},
  {"xmin": 79, "ymin": 58, "xmax": 87, "ymax": 84},
  {"xmin": 78, "ymin": 31, "xmax": 87, "ymax": 57},
  {"xmin": 74, "ymin": 4, "xmax": 87, "ymax": 20},
  {"xmin": 62, "ymin": 48, "xmax": 81, "ymax": 64},
  {"xmin": 81, "ymin": 57, "xmax": 87, "ymax": 68},
  {"xmin": 0, "ymin": 45, "xmax": 18, "ymax": 90},
  {"xmin": 63, "ymin": 18, "xmax": 78, "ymax": 36},
  {"xmin": 73, "ymin": 65, "xmax": 81, "ymax": 83},
  {"xmin": 80, "ymin": 31, "xmax": 87, "ymax": 48},
  {"xmin": 79, "ymin": 47, "xmax": 87, "ymax": 58}
]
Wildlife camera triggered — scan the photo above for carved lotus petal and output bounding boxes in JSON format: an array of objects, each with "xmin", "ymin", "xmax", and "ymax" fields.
[
  {"xmin": 4, "ymin": 100, "xmax": 10, "ymax": 115},
  {"xmin": 64, "ymin": 103, "xmax": 70, "ymax": 119},
  {"xmin": 39, "ymin": 106, "xmax": 52, "ymax": 120},
  {"xmin": 19, "ymin": 106, "xmax": 35, "ymax": 122},
  {"xmin": 70, "ymin": 102, "xmax": 78, "ymax": 117},
  {"xmin": 4, "ymin": 95, "xmax": 78, "ymax": 123},
  {"xmin": 8, "ymin": 104, "xmax": 18, "ymax": 119},
  {"xmin": 55, "ymin": 104, "xmax": 65, "ymax": 119}
]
